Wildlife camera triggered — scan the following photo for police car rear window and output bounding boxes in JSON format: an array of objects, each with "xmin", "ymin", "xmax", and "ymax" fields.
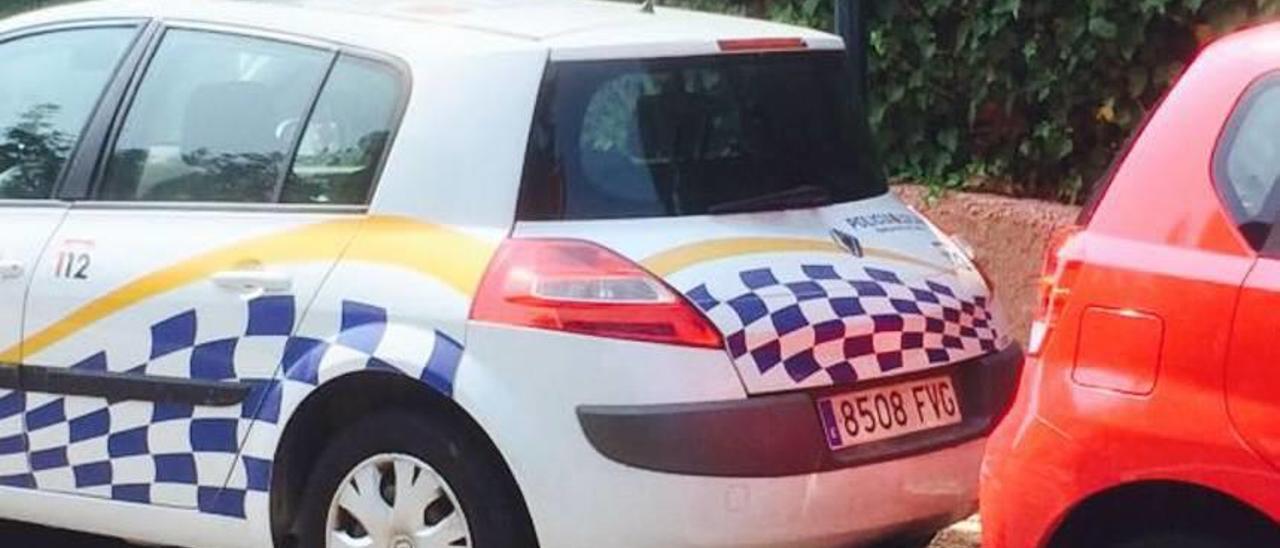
[{"xmin": 517, "ymin": 51, "xmax": 887, "ymax": 220}]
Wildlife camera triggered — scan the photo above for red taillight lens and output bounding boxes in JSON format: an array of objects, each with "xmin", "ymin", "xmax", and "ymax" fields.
[
  {"xmin": 470, "ymin": 239, "xmax": 724, "ymax": 349},
  {"xmin": 1029, "ymin": 225, "xmax": 1083, "ymax": 355},
  {"xmin": 717, "ymin": 37, "xmax": 807, "ymax": 52}
]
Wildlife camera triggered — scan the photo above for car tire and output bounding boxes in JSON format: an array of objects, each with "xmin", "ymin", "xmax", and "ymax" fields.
[
  {"xmin": 874, "ymin": 531, "xmax": 937, "ymax": 548},
  {"xmin": 294, "ymin": 410, "xmax": 537, "ymax": 548},
  {"xmin": 1113, "ymin": 532, "xmax": 1236, "ymax": 548}
]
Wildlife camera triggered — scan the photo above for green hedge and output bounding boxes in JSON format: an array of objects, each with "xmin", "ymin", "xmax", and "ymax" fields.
[
  {"xmin": 0, "ymin": 0, "xmax": 64, "ymax": 17},
  {"xmin": 672, "ymin": 0, "xmax": 1280, "ymax": 202}
]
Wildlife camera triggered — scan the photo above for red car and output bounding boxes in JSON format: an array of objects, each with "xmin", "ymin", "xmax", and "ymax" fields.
[{"xmin": 981, "ymin": 23, "xmax": 1280, "ymax": 548}]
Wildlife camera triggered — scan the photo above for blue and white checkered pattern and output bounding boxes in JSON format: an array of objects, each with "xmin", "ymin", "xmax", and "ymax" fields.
[
  {"xmin": 0, "ymin": 391, "xmax": 29, "ymax": 488},
  {"xmin": 686, "ymin": 264, "xmax": 999, "ymax": 392},
  {"xmin": 0, "ymin": 296, "xmax": 462, "ymax": 519}
]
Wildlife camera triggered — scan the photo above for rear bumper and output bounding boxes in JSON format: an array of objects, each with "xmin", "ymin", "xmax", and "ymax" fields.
[
  {"xmin": 455, "ymin": 325, "xmax": 1013, "ymax": 547},
  {"xmin": 579, "ymin": 343, "xmax": 1024, "ymax": 476}
]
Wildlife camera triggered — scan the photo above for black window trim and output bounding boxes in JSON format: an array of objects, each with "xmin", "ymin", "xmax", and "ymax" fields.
[
  {"xmin": 274, "ymin": 49, "xmax": 340, "ymax": 203},
  {"xmin": 67, "ymin": 18, "xmax": 412, "ymax": 212},
  {"xmin": 0, "ymin": 17, "xmax": 152, "ymax": 203},
  {"xmin": 1212, "ymin": 70, "xmax": 1280, "ymax": 251}
]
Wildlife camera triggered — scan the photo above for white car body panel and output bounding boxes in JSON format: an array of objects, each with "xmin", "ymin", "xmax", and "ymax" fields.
[
  {"xmin": 19, "ymin": 208, "xmax": 357, "ymax": 506},
  {"xmin": 457, "ymin": 324, "xmax": 979, "ymax": 547},
  {"xmin": 0, "ymin": 204, "xmax": 68, "ymax": 353},
  {"xmin": 0, "ymin": 204, "xmax": 69, "ymax": 487}
]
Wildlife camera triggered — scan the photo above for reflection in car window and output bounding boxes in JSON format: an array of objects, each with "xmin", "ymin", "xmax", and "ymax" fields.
[
  {"xmin": 99, "ymin": 30, "xmax": 332, "ymax": 203},
  {"xmin": 0, "ymin": 28, "xmax": 135, "ymax": 200},
  {"xmin": 519, "ymin": 52, "xmax": 885, "ymax": 220},
  {"xmin": 282, "ymin": 56, "xmax": 400, "ymax": 205},
  {"xmin": 1224, "ymin": 84, "xmax": 1280, "ymax": 222}
]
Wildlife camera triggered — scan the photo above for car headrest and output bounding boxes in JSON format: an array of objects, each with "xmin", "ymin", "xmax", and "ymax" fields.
[
  {"xmin": 182, "ymin": 81, "xmax": 278, "ymax": 160},
  {"xmin": 635, "ymin": 91, "xmax": 708, "ymax": 161}
]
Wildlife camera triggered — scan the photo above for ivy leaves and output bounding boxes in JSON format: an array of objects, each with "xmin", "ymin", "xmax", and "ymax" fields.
[
  {"xmin": 860, "ymin": 0, "xmax": 1262, "ymax": 201},
  {"xmin": 666, "ymin": 0, "xmax": 1278, "ymax": 202}
]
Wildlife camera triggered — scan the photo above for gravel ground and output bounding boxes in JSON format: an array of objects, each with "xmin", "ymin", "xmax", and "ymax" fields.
[
  {"xmin": 1, "ymin": 518, "xmax": 984, "ymax": 547},
  {"xmin": 933, "ymin": 515, "xmax": 983, "ymax": 548},
  {"xmin": 893, "ymin": 185, "xmax": 1081, "ymax": 346},
  {"xmin": 0, "ymin": 521, "xmax": 983, "ymax": 547},
  {"xmin": 0, "ymin": 521, "xmax": 125, "ymax": 546}
]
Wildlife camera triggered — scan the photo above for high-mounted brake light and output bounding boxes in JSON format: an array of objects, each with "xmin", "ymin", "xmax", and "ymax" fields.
[
  {"xmin": 1029, "ymin": 225, "xmax": 1083, "ymax": 355},
  {"xmin": 717, "ymin": 37, "xmax": 807, "ymax": 52},
  {"xmin": 470, "ymin": 239, "xmax": 724, "ymax": 349}
]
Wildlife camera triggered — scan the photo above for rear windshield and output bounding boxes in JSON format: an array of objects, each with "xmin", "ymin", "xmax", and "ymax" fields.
[{"xmin": 517, "ymin": 51, "xmax": 887, "ymax": 220}]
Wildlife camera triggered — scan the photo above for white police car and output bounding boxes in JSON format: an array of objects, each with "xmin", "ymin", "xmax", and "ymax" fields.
[{"xmin": 0, "ymin": 1, "xmax": 1020, "ymax": 546}]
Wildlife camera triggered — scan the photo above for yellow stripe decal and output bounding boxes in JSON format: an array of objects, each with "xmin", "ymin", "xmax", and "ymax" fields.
[
  {"xmin": 343, "ymin": 216, "xmax": 497, "ymax": 296},
  {"xmin": 0, "ymin": 216, "xmax": 495, "ymax": 364},
  {"xmin": 639, "ymin": 237, "xmax": 954, "ymax": 277}
]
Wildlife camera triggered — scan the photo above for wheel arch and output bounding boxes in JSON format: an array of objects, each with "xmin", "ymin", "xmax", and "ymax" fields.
[
  {"xmin": 1048, "ymin": 479, "xmax": 1280, "ymax": 547},
  {"xmin": 268, "ymin": 369, "xmax": 534, "ymax": 547}
]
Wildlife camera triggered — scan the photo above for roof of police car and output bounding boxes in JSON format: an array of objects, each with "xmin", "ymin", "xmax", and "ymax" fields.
[{"xmin": 12, "ymin": 0, "xmax": 843, "ymax": 54}]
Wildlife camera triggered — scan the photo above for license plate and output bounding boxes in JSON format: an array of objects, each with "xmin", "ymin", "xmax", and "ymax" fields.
[{"xmin": 816, "ymin": 376, "xmax": 962, "ymax": 450}]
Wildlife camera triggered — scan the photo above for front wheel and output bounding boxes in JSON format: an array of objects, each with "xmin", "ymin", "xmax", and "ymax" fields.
[
  {"xmin": 325, "ymin": 453, "xmax": 467, "ymax": 547},
  {"xmin": 294, "ymin": 411, "xmax": 537, "ymax": 548},
  {"xmin": 1114, "ymin": 532, "xmax": 1236, "ymax": 548}
]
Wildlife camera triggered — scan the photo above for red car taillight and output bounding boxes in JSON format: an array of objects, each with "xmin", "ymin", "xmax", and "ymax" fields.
[
  {"xmin": 1029, "ymin": 225, "xmax": 1083, "ymax": 356},
  {"xmin": 470, "ymin": 239, "xmax": 724, "ymax": 349}
]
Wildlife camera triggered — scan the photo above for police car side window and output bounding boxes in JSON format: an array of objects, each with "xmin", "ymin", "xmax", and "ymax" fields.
[
  {"xmin": 99, "ymin": 30, "xmax": 332, "ymax": 203},
  {"xmin": 281, "ymin": 55, "xmax": 401, "ymax": 205},
  {"xmin": 0, "ymin": 27, "xmax": 136, "ymax": 200}
]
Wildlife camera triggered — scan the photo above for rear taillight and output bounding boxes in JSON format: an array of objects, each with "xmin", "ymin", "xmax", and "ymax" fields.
[
  {"xmin": 1029, "ymin": 225, "xmax": 1083, "ymax": 355},
  {"xmin": 470, "ymin": 239, "xmax": 724, "ymax": 349}
]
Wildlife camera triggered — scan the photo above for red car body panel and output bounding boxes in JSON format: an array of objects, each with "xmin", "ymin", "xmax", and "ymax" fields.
[
  {"xmin": 981, "ymin": 23, "xmax": 1280, "ymax": 548},
  {"xmin": 1229, "ymin": 261, "xmax": 1280, "ymax": 471}
]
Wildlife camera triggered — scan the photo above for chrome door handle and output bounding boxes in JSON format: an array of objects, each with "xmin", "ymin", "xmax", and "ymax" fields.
[
  {"xmin": 0, "ymin": 260, "xmax": 23, "ymax": 280},
  {"xmin": 211, "ymin": 270, "xmax": 292, "ymax": 293}
]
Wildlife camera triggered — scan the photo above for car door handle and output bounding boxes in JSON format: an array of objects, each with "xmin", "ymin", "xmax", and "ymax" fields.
[
  {"xmin": 0, "ymin": 260, "xmax": 23, "ymax": 280},
  {"xmin": 211, "ymin": 270, "xmax": 292, "ymax": 293}
]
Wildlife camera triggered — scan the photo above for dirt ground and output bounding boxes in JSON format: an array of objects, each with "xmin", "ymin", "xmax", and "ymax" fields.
[{"xmin": 894, "ymin": 186, "xmax": 1082, "ymax": 346}]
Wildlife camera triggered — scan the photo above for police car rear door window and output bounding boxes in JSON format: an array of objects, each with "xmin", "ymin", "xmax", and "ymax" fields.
[
  {"xmin": 98, "ymin": 29, "xmax": 332, "ymax": 203},
  {"xmin": 281, "ymin": 55, "xmax": 402, "ymax": 205}
]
